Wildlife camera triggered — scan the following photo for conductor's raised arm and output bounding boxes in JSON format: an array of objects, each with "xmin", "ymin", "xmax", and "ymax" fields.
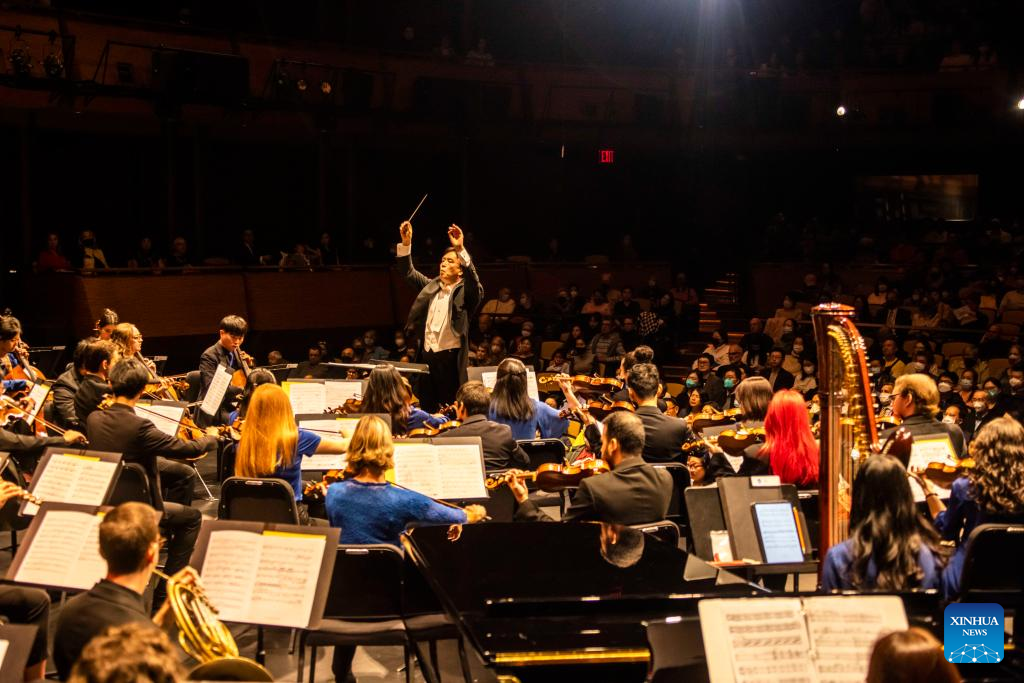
[
  {"xmin": 397, "ymin": 221, "xmax": 431, "ymax": 290},
  {"xmin": 449, "ymin": 224, "xmax": 484, "ymax": 312}
]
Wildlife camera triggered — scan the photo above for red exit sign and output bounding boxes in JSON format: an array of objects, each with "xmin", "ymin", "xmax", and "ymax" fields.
[{"xmin": 599, "ymin": 149, "xmax": 615, "ymax": 164}]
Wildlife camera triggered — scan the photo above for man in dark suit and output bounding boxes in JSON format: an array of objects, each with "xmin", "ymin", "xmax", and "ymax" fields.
[
  {"xmin": 881, "ymin": 373, "xmax": 966, "ymax": 466},
  {"xmin": 397, "ymin": 220, "xmax": 483, "ymax": 411},
  {"xmin": 73, "ymin": 339, "xmax": 116, "ymax": 426},
  {"xmin": 435, "ymin": 381, "xmax": 529, "ymax": 471},
  {"xmin": 510, "ymin": 411, "xmax": 673, "ymax": 525},
  {"xmin": 86, "ymin": 359, "xmax": 218, "ymax": 597},
  {"xmin": 53, "ymin": 502, "xmax": 194, "ymax": 680},
  {"xmin": 760, "ymin": 349, "xmax": 795, "ymax": 392},
  {"xmin": 627, "ymin": 362, "xmax": 692, "ymax": 462},
  {"xmin": 196, "ymin": 314, "xmax": 248, "ymax": 426}
]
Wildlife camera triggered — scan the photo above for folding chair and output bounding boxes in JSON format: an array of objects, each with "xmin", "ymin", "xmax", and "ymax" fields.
[
  {"xmin": 631, "ymin": 520, "xmax": 681, "ymax": 547},
  {"xmin": 218, "ymin": 477, "xmax": 300, "ymax": 524}
]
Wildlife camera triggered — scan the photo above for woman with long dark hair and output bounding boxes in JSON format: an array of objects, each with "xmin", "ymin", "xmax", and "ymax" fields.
[
  {"xmin": 232, "ymin": 367, "xmax": 278, "ymax": 422},
  {"xmin": 760, "ymin": 389, "xmax": 819, "ymax": 487},
  {"xmin": 361, "ymin": 365, "xmax": 447, "ymax": 436},
  {"xmin": 488, "ymin": 358, "xmax": 580, "ymax": 440},
  {"xmin": 822, "ymin": 454, "xmax": 945, "ymax": 591},
  {"xmin": 915, "ymin": 414, "xmax": 1024, "ymax": 597}
]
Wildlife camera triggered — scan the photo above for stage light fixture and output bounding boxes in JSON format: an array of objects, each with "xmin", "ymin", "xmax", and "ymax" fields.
[
  {"xmin": 1016, "ymin": 97, "xmax": 1024, "ymax": 111},
  {"xmin": 836, "ymin": 105, "xmax": 847, "ymax": 117},
  {"xmin": 297, "ymin": 78, "xmax": 308, "ymax": 92},
  {"xmin": 320, "ymin": 80, "xmax": 332, "ymax": 95},
  {"xmin": 43, "ymin": 31, "xmax": 63, "ymax": 78}
]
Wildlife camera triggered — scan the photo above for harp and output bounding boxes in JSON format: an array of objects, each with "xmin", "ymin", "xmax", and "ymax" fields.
[{"xmin": 812, "ymin": 304, "xmax": 878, "ymax": 557}]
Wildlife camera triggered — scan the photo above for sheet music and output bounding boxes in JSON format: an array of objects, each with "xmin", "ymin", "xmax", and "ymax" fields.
[
  {"xmin": 24, "ymin": 383, "xmax": 50, "ymax": 424},
  {"xmin": 285, "ymin": 382, "xmax": 326, "ymax": 415},
  {"xmin": 200, "ymin": 365, "xmax": 234, "ymax": 416},
  {"xmin": 392, "ymin": 443, "xmax": 444, "ymax": 499},
  {"xmin": 699, "ymin": 598, "xmax": 816, "ymax": 683},
  {"xmin": 481, "ymin": 369, "xmax": 539, "ymax": 400},
  {"xmin": 301, "ymin": 453, "xmax": 348, "ymax": 471},
  {"xmin": 199, "ymin": 529, "xmax": 326, "ymax": 628},
  {"xmin": 13, "ymin": 510, "xmax": 106, "ymax": 590},
  {"xmin": 804, "ymin": 595, "xmax": 907, "ymax": 683},
  {"xmin": 134, "ymin": 403, "xmax": 185, "ymax": 439},
  {"xmin": 435, "ymin": 444, "xmax": 488, "ymax": 498},
  {"xmin": 907, "ymin": 437, "xmax": 956, "ymax": 502},
  {"xmin": 324, "ymin": 381, "xmax": 362, "ymax": 409},
  {"xmin": 298, "ymin": 418, "xmax": 361, "ymax": 437},
  {"xmin": 24, "ymin": 455, "xmax": 118, "ymax": 516},
  {"xmin": 754, "ymin": 503, "xmax": 804, "ymax": 563}
]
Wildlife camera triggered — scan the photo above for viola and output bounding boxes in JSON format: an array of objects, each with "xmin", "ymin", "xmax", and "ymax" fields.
[
  {"xmin": 407, "ymin": 420, "xmax": 462, "ymax": 438},
  {"xmin": 538, "ymin": 373, "xmax": 623, "ymax": 394},
  {"xmin": 485, "ymin": 460, "xmax": 610, "ymax": 493}
]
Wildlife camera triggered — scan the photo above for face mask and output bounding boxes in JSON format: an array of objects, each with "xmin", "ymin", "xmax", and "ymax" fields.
[
  {"xmin": 82, "ymin": 238, "xmax": 96, "ymax": 247},
  {"xmin": 973, "ymin": 401, "xmax": 986, "ymax": 411},
  {"xmin": 685, "ymin": 379, "xmax": 698, "ymax": 389},
  {"xmin": 723, "ymin": 378, "xmax": 735, "ymax": 389},
  {"xmin": 520, "ymin": 298, "xmax": 529, "ymax": 306},
  {"xmin": 960, "ymin": 379, "xmax": 974, "ymax": 390},
  {"xmin": 942, "ymin": 415, "xmax": 957, "ymax": 424},
  {"xmin": 879, "ymin": 392, "xmax": 891, "ymax": 404},
  {"xmin": 938, "ymin": 382, "xmax": 952, "ymax": 393},
  {"xmin": 783, "ymin": 327, "xmax": 794, "ymax": 335},
  {"xmin": 869, "ymin": 367, "xmax": 881, "ymax": 376},
  {"xmin": 520, "ymin": 329, "xmax": 531, "ymax": 337},
  {"xmin": 987, "ymin": 389, "xmax": 999, "ymax": 398},
  {"xmin": 1011, "ymin": 377, "xmax": 1023, "ymax": 388},
  {"xmin": 810, "ymin": 402, "xmax": 820, "ymax": 415},
  {"xmin": 792, "ymin": 344, "xmax": 804, "ymax": 354},
  {"xmin": 803, "ymin": 365, "xmax": 814, "ymax": 375},
  {"xmin": 363, "ymin": 338, "xmax": 374, "ymax": 347},
  {"xmin": 1010, "ymin": 355, "xmax": 1021, "ymax": 364}
]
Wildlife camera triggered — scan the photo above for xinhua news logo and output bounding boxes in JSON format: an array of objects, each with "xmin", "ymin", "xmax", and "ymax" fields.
[{"xmin": 944, "ymin": 603, "xmax": 1004, "ymax": 664}]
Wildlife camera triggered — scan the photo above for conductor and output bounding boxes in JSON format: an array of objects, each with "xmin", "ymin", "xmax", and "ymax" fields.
[{"xmin": 397, "ymin": 220, "xmax": 483, "ymax": 411}]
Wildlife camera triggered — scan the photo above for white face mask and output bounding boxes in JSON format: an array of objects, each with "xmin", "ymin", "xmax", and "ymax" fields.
[
  {"xmin": 1011, "ymin": 377, "xmax": 1023, "ymax": 388},
  {"xmin": 937, "ymin": 382, "xmax": 952, "ymax": 393},
  {"xmin": 942, "ymin": 415, "xmax": 957, "ymax": 424},
  {"xmin": 973, "ymin": 401, "xmax": 985, "ymax": 410},
  {"xmin": 792, "ymin": 344, "xmax": 804, "ymax": 354},
  {"xmin": 879, "ymin": 392, "xmax": 891, "ymax": 404}
]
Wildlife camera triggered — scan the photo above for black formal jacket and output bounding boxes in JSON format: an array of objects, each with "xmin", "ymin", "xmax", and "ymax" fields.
[
  {"xmin": 635, "ymin": 405, "xmax": 691, "ymax": 463},
  {"xmin": 399, "ymin": 250, "xmax": 484, "ymax": 383},
  {"xmin": 86, "ymin": 403, "xmax": 217, "ymax": 510},
  {"xmin": 53, "ymin": 579, "xmax": 159, "ymax": 680},
  {"xmin": 197, "ymin": 342, "xmax": 245, "ymax": 426},
  {"xmin": 880, "ymin": 413, "xmax": 965, "ymax": 466},
  {"xmin": 73, "ymin": 374, "xmax": 110, "ymax": 427},
  {"xmin": 434, "ymin": 414, "xmax": 529, "ymax": 471},
  {"xmin": 51, "ymin": 367, "xmax": 82, "ymax": 430},
  {"xmin": 0, "ymin": 429, "xmax": 65, "ymax": 454},
  {"xmin": 760, "ymin": 366, "xmax": 796, "ymax": 392},
  {"xmin": 515, "ymin": 455, "xmax": 673, "ymax": 525}
]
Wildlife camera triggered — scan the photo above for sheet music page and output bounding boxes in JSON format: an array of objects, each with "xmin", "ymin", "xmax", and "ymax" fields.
[
  {"xmin": 907, "ymin": 437, "xmax": 957, "ymax": 502},
  {"xmin": 247, "ymin": 531, "xmax": 326, "ymax": 628},
  {"xmin": 481, "ymin": 370, "xmax": 539, "ymax": 400},
  {"xmin": 134, "ymin": 403, "xmax": 185, "ymax": 439},
  {"xmin": 804, "ymin": 595, "xmax": 908, "ymax": 683},
  {"xmin": 285, "ymin": 382, "xmax": 326, "ymax": 415},
  {"xmin": 25, "ymin": 383, "xmax": 50, "ymax": 423},
  {"xmin": 324, "ymin": 381, "xmax": 362, "ymax": 410},
  {"xmin": 299, "ymin": 418, "xmax": 360, "ymax": 437},
  {"xmin": 434, "ymin": 444, "xmax": 487, "ymax": 499},
  {"xmin": 14, "ymin": 510, "xmax": 105, "ymax": 590},
  {"xmin": 699, "ymin": 598, "xmax": 817, "ymax": 683},
  {"xmin": 199, "ymin": 530, "xmax": 262, "ymax": 621},
  {"xmin": 24, "ymin": 455, "xmax": 118, "ymax": 516},
  {"xmin": 301, "ymin": 453, "xmax": 347, "ymax": 471},
  {"xmin": 200, "ymin": 365, "xmax": 234, "ymax": 416},
  {"xmin": 392, "ymin": 443, "xmax": 444, "ymax": 499}
]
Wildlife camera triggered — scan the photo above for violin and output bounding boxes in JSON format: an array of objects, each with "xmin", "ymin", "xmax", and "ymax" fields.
[
  {"xmin": 407, "ymin": 420, "xmax": 462, "ymax": 438},
  {"xmin": 0, "ymin": 395, "xmax": 81, "ymax": 442},
  {"xmin": 485, "ymin": 460, "xmax": 610, "ymax": 493},
  {"xmin": 714, "ymin": 427, "xmax": 766, "ymax": 456},
  {"xmin": 537, "ymin": 374, "xmax": 623, "ymax": 394},
  {"xmin": 915, "ymin": 457, "xmax": 975, "ymax": 488},
  {"xmin": 688, "ymin": 407, "xmax": 741, "ymax": 432},
  {"xmin": 302, "ymin": 468, "xmax": 348, "ymax": 502},
  {"xmin": 325, "ymin": 398, "xmax": 363, "ymax": 415}
]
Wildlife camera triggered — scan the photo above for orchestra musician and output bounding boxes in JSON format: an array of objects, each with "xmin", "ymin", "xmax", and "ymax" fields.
[
  {"xmin": 73, "ymin": 340, "xmax": 116, "ymax": 426},
  {"xmin": 109, "ymin": 323, "xmax": 157, "ymax": 376},
  {"xmin": 1, "ymin": 316, "xmax": 36, "ymax": 392},
  {"xmin": 396, "ymin": 220, "xmax": 483, "ymax": 411},
  {"xmin": 434, "ymin": 380, "xmax": 530, "ymax": 471},
  {"xmin": 626, "ymin": 363, "xmax": 693, "ymax": 462},
  {"xmin": 508, "ymin": 411, "xmax": 673, "ymax": 524},
  {"xmin": 85, "ymin": 359, "xmax": 218, "ymax": 603},
  {"xmin": 489, "ymin": 357, "xmax": 581, "ymax": 440},
  {"xmin": 361, "ymin": 365, "xmax": 448, "ymax": 436},
  {"xmin": 705, "ymin": 376, "xmax": 771, "ymax": 481},
  {"xmin": 51, "ymin": 339, "xmax": 90, "ymax": 431},
  {"xmin": 881, "ymin": 373, "xmax": 965, "ymax": 464},
  {"xmin": 92, "ymin": 308, "xmax": 120, "ymax": 341},
  {"xmin": 197, "ymin": 315, "xmax": 249, "ymax": 426}
]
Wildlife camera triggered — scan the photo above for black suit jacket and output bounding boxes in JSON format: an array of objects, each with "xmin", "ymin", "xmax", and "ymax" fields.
[
  {"xmin": 399, "ymin": 251, "xmax": 484, "ymax": 383},
  {"xmin": 434, "ymin": 414, "xmax": 529, "ymax": 471},
  {"xmin": 51, "ymin": 367, "xmax": 82, "ymax": 430},
  {"xmin": 197, "ymin": 343, "xmax": 245, "ymax": 426},
  {"xmin": 760, "ymin": 367, "xmax": 796, "ymax": 391},
  {"xmin": 635, "ymin": 405, "xmax": 691, "ymax": 462},
  {"xmin": 515, "ymin": 456, "xmax": 673, "ymax": 525},
  {"xmin": 86, "ymin": 403, "xmax": 217, "ymax": 510},
  {"xmin": 880, "ymin": 413, "xmax": 965, "ymax": 464},
  {"xmin": 53, "ymin": 579, "xmax": 159, "ymax": 680},
  {"xmin": 73, "ymin": 374, "xmax": 110, "ymax": 427}
]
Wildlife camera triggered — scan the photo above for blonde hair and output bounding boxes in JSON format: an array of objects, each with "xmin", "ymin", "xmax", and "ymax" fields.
[
  {"xmin": 893, "ymin": 373, "xmax": 940, "ymax": 417},
  {"xmin": 109, "ymin": 323, "xmax": 139, "ymax": 359},
  {"xmin": 346, "ymin": 415, "xmax": 395, "ymax": 476},
  {"xmin": 235, "ymin": 384, "xmax": 298, "ymax": 478}
]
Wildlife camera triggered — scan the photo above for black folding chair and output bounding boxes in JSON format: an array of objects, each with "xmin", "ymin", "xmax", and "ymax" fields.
[
  {"xmin": 958, "ymin": 523, "xmax": 1024, "ymax": 642},
  {"xmin": 218, "ymin": 477, "xmax": 300, "ymax": 524},
  {"xmin": 183, "ymin": 370, "xmax": 202, "ymax": 404},
  {"xmin": 477, "ymin": 475, "xmax": 516, "ymax": 522},
  {"xmin": 631, "ymin": 520, "xmax": 681, "ymax": 547},
  {"xmin": 645, "ymin": 617, "xmax": 709, "ymax": 683},
  {"xmin": 0, "ymin": 455, "xmax": 32, "ymax": 552},
  {"xmin": 108, "ymin": 462, "xmax": 154, "ymax": 506}
]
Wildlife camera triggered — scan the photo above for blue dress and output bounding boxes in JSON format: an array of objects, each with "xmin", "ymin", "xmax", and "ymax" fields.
[
  {"xmin": 821, "ymin": 538, "xmax": 940, "ymax": 591},
  {"xmin": 325, "ymin": 479, "xmax": 467, "ymax": 547},
  {"xmin": 270, "ymin": 428, "xmax": 322, "ymax": 501},
  {"xmin": 408, "ymin": 407, "xmax": 448, "ymax": 432},
  {"xmin": 488, "ymin": 399, "xmax": 567, "ymax": 440}
]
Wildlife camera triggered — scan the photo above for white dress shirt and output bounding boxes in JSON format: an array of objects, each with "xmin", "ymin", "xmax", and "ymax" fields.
[{"xmin": 397, "ymin": 243, "xmax": 471, "ymax": 353}]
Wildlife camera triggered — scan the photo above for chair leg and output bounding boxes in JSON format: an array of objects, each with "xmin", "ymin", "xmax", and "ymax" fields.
[
  {"xmin": 456, "ymin": 634, "xmax": 474, "ymax": 683},
  {"xmin": 289, "ymin": 628, "xmax": 297, "ymax": 655},
  {"xmin": 429, "ymin": 639, "xmax": 440, "ymax": 680},
  {"xmin": 193, "ymin": 462, "xmax": 215, "ymax": 500},
  {"xmin": 404, "ymin": 643, "xmax": 411, "ymax": 683},
  {"xmin": 308, "ymin": 645, "xmax": 316, "ymax": 683},
  {"xmin": 409, "ymin": 638, "xmax": 441, "ymax": 683},
  {"xmin": 295, "ymin": 632, "xmax": 305, "ymax": 683}
]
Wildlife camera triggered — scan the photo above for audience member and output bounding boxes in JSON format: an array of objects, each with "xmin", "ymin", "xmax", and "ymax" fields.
[{"xmin": 37, "ymin": 232, "xmax": 72, "ymax": 271}]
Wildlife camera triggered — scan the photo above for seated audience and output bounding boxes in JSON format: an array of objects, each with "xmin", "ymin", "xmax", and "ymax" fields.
[
  {"xmin": 822, "ymin": 455, "xmax": 945, "ymax": 591},
  {"xmin": 866, "ymin": 628, "xmax": 962, "ymax": 683},
  {"xmin": 627, "ymin": 363, "xmax": 693, "ymax": 462},
  {"xmin": 289, "ymin": 343, "xmax": 331, "ymax": 379},
  {"xmin": 545, "ymin": 349, "xmax": 570, "ymax": 374},
  {"xmin": 489, "ymin": 358, "xmax": 580, "ymax": 439},
  {"xmin": 878, "ymin": 338, "xmax": 907, "ymax": 378},
  {"xmin": 792, "ymin": 356, "xmax": 817, "ymax": 399},
  {"xmin": 760, "ymin": 389, "xmax": 819, "ymax": 487},
  {"xmin": 740, "ymin": 318, "xmax": 774, "ymax": 370},
  {"xmin": 760, "ymin": 348, "xmax": 795, "ymax": 391},
  {"xmin": 234, "ymin": 383, "xmax": 348, "ymax": 521},
  {"xmin": 435, "ymin": 381, "xmax": 530, "ymax": 471},
  {"xmin": 509, "ymin": 411, "xmax": 673, "ymax": 524},
  {"xmin": 694, "ymin": 353, "xmax": 726, "ymax": 405},
  {"xmin": 701, "ymin": 328, "xmax": 731, "ymax": 367},
  {"xmin": 589, "ymin": 318, "xmax": 625, "ymax": 375}
]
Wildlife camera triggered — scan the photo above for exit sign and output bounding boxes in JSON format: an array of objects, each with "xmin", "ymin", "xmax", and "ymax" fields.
[{"xmin": 599, "ymin": 149, "xmax": 615, "ymax": 164}]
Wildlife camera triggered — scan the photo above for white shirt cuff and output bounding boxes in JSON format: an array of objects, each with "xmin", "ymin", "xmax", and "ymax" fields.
[
  {"xmin": 396, "ymin": 243, "xmax": 411, "ymax": 258},
  {"xmin": 459, "ymin": 248, "xmax": 471, "ymax": 266}
]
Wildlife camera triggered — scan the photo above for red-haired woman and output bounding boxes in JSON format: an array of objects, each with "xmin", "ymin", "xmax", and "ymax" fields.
[{"xmin": 760, "ymin": 389, "xmax": 819, "ymax": 487}]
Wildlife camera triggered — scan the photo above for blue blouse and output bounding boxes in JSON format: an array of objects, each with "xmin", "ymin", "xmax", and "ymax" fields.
[
  {"xmin": 822, "ymin": 538, "xmax": 941, "ymax": 592},
  {"xmin": 408, "ymin": 407, "xmax": 448, "ymax": 432},
  {"xmin": 271, "ymin": 428, "xmax": 322, "ymax": 501},
  {"xmin": 488, "ymin": 398, "xmax": 567, "ymax": 440},
  {"xmin": 325, "ymin": 479, "xmax": 467, "ymax": 547}
]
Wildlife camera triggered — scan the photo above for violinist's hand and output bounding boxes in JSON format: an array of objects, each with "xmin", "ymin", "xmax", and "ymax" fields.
[
  {"xmin": 400, "ymin": 221, "xmax": 413, "ymax": 247},
  {"xmin": 908, "ymin": 465, "xmax": 932, "ymax": 492},
  {"xmin": 0, "ymin": 481, "xmax": 23, "ymax": 507},
  {"xmin": 448, "ymin": 224, "xmax": 464, "ymax": 250},
  {"xmin": 507, "ymin": 470, "xmax": 530, "ymax": 504},
  {"xmin": 464, "ymin": 504, "xmax": 487, "ymax": 523},
  {"xmin": 63, "ymin": 430, "xmax": 87, "ymax": 445},
  {"xmin": 205, "ymin": 427, "xmax": 221, "ymax": 438},
  {"xmin": 556, "ymin": 377, "xmax": 574, "ymax": 395}
]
